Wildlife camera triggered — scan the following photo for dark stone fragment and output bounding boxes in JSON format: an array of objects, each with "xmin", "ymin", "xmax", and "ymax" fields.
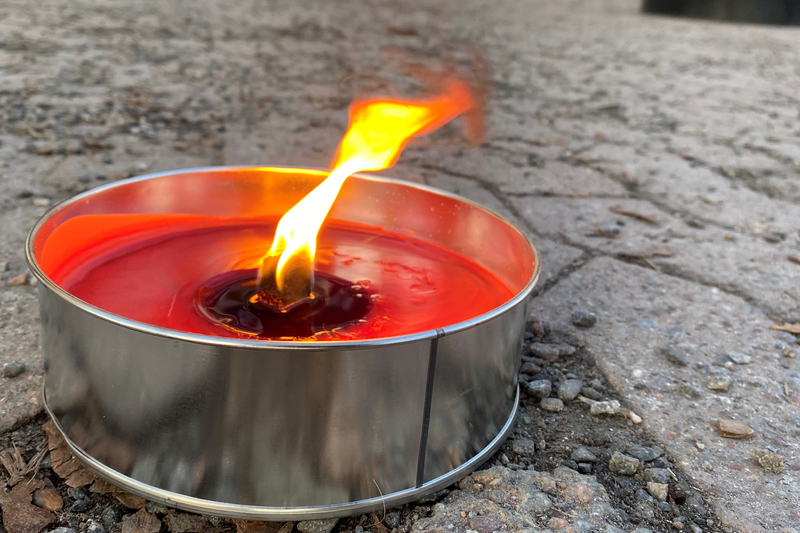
[
  {"xmin": 384, "ymin": 512, "xmax": 401, "ymax": 529},
  {"xmin": 71, "ymin": 499, "xmax": 94, "ymax": 513},
  {"xmin": 101, "ymin": 505, "xmax": 123, "ymax": 529},
  {"xmin": 650, "ymin": 457, "xmax": 671, "ymax": 469},
  {"xmin": 643, "ymin": 468, "xmax": 671, "ymax": 484},
  {"xmin": 571, "ymin": 310, "xmax": 597, "ymax": 328},
  {"xmin": 626, "ymin": 445, "xmax": 661, "ymax": 462},
  {"xmin": 571, "ymin": 447, "xmax": 597, "ymax": 463},
  {"xmin": 656, "ymin": 501, "xmax": 672, "ymax": 512},
  {"xmin": 686, "ymin": 495, "xmax": 707, "ymax": 517},
  {"xmin": 520, "ymin": 362, "xmax": 541, "ymax": 375},
  {"xmin": 580, "ymin": 386, "xmax": 604, "ymax": 401},
  {"xmin": 577, "ymin": 462, "xmax": 592, "ymax": 474},
  {"xmin": 469, "ymin": 515, "xmax": 502, "ymax": 533},
  {"xmin": 3, "ymin": 361, "xmax": 26, "ymax": 378},
  {"xmin": 523, "ymin": 379, "xmax": 552, "ymax": 399},
  {"xmin": 660, "ymin": 347, "xmax": 690, "ymax": 367}
]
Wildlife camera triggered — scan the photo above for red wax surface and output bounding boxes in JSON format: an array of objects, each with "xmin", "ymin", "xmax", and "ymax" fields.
[{"xmin": 45, "ymin": 215, "xmax": 515, "ymax": 341}]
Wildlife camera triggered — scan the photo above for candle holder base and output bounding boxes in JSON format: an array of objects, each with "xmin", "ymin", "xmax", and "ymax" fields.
[{"xmin": 26, "ymin": 166, "xmax": 540, "ymax": 520}]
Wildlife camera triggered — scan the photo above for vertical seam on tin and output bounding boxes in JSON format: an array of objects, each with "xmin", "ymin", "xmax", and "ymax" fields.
[{"xmin": 416, "ymin": 328, "xmax": 444, "ymax": 488}]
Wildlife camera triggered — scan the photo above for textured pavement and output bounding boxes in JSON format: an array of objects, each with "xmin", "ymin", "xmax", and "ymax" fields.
[{"xmin": 1, "ymin": 0, "xmax": 799, "ymax": 532}]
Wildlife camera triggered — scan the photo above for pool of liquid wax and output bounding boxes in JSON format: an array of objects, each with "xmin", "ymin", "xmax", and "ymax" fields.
[
  {"xmin": 51, "ymin": 216, "xmax": 516, "ymax": 341},
  {"xmin": 196, "ymin": 269, "xmax": 373, "ymax": 338}
]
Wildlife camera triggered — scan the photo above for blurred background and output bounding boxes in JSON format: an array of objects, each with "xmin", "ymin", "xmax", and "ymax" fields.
[{"xmin": 643, "ymin": 0, "xmax": 800, "ymax": 24}]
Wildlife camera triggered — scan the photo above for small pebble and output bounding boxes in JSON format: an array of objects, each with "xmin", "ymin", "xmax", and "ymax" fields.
[
  {"xmin": 571, "ymin": 310, "xmax": 597, "ymax": 328},
  {"xmin": 3, "ymin": 361, "xmax": 26, "ymax": 378},
  {"xmin": 581, "ymin": 386, "xmax": 604, "ymax": 401},
  {"xmin": 67, "ymin": 487, "xmax": 86, "ymax": 500},
  {"xmin": 626, "ymin": 445, "xmax": 660, "ymax": 462},
  {"xmin": 523, "ymin": 379, "xmax": 552, "ymax": 399},
  {"xmin": 87, "ymin": 520, "xmax": 105, "ymax": 533},
  {"xmin": 101, "ymin": 506, "xmax": 122, "ymax": 529},
  {"xmin": 33, "ymin": 487, "xmax": 63, "ymax": 511},
  {"xmin": 297, "ymin": 518, "xmax": 339, "ymax": 533},
  {"xmin": 540, "ymin": 397, "xmax": 564, "ymax": 412},
  {"xmin": 555, "ymin": 343, "xmax": 576, "ymax": 356},
  {"xmin": 643, "ymin": 468, "xmax": 671, "ymax": 484},
  {"xmin": 8, "ymin": 271, "xmax": 29, "ymax": 286},
  {"xmin": 32, "ymin": 197, "xmax": 50, "ymax": 207},
  {"xmin": 646, "ymin": 482, "xmax": 668, "ymax": 501},
  {"xmin": 676, "ymin": 383, "xmax": 702, "ymax": 399},
  {"xmin": 609, "ymin": 451, "xmax": 640, "ymax": 475},
  {"xmin": 384, "ymin": 512, "xmax": 401, "ymax": 529},
  {"xmin": 50, "ymin": 528, "xmax": 77, "ymax": 533},
  {"xmin": 718, "ymin": 419, "xmax": 754, "ymax": 439},
  {"xmin": 728, "ymin": 351, "xmax": 752, "ymax": 365},
  {"xmin": 145, "ymin": 501, "xmax": 170, "ymax": 515},
  {"xmin": 706, "ymin": 375, "xmax": 732, "ymax": 392},
  {"xmin": 71, "ymin": 498, "xmax": 93, "ymax": 512},
  {"xmin": 570, "ymin": 447, "xmax": 597, "ymax": 463},
  {"xmin": 519, "ymin": 362, "xmax": 541, "ymax": 375},
  {"xmin": 661, "ymin": 347, "xmax": 690, "ymax": 367},
  {"xmin": 590, "ymin": 399, "xmax": 620, "ymax": 416},
  {"xmin": 751, "ymin": 449, "xmax": 786, "ymax": 474},
  {"xmin": 528, "ymin": 343, "xmax": 560, "ymax": 360},
  {"xmin": 577, "ymin": 462, "xmax": 592, "ymax": 474},
  {"xmin": 557, "ymin": 379, "xmax": 583, "ymax": 401}
]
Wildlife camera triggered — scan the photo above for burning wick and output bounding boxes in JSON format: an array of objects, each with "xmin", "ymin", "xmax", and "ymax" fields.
[{"xmin": 256, "ymin": 72, "xmax": 483, "ymax": 310}]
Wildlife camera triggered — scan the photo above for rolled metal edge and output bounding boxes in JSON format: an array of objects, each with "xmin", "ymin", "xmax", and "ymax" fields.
[{"xmin": 44, "ymin": 387, "xmax": 519, "ymax": 521}]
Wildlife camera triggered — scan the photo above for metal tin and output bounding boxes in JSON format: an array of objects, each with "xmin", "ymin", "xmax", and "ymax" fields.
[{"xmin": 26, "ymin": 167, "xmax": 540, "ymax": 520}]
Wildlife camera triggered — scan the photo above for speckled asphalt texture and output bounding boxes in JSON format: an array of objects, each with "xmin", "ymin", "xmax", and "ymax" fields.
[{"xmin": 0, "ymin": 1, "xmax": 798, "ymax": 532}]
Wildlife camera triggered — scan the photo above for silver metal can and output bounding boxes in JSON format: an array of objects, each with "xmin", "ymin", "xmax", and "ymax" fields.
[{"xmin": 26, "ymin": 167, "xmax": 540, "ymax": 520}]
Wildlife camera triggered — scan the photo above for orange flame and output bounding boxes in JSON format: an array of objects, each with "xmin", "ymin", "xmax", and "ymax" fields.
[{"xmin": 260, "ymin": 75, "xmax": 481, "ymax": 303}]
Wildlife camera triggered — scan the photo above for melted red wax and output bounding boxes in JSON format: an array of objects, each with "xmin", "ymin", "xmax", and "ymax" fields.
[{"xmin": 47, "ymin": 216, "xmax": 515, "ymax": 341}]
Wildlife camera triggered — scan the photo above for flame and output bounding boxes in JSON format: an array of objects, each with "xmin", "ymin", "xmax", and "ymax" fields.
[{"xmin": 259, "ymin": 75, "xmax": 481, "ymax": 305}]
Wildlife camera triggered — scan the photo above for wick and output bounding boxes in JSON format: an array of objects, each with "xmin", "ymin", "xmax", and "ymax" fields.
[{"xmin": 255, "ymin": 252, "xmax": 314, "ymax": 310}]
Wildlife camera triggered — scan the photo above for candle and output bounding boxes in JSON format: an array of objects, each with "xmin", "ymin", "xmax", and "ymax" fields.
[{"xmin": 40, "ymin": 214, "xmax": 514, "ymax": 340}]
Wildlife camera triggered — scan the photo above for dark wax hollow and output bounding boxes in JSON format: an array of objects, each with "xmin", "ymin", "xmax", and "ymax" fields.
[{"xmin": 196, "ymin": 269, "xmax": 372, "ymax": 339}]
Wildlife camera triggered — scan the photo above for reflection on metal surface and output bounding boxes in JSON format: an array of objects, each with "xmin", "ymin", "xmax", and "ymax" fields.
[{"xmin": 28, "ymin": 167, "xmax": 540, "ymax": 519}]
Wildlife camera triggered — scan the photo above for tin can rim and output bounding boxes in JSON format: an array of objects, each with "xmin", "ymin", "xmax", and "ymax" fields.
[{"xmin": 26, "ymin": 166, "xmax": 541, "ymax": 350}]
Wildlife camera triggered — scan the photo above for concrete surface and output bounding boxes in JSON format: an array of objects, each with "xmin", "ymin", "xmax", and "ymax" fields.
[{"xmin": 1, "ymin": 0, "xmax": 799, "ymax": 531}]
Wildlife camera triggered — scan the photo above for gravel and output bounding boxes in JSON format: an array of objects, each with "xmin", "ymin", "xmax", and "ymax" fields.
[
  {"xmin": 581, "ymin": 386, "xmax": 604, "ymax": 400},
  {"xmin": 706, "ymin": 375, "xmax": 732, "ymax": 392},
  {"xmin": 727, "ymin": 351, "xmax": 752, "ymax": 364},
  {"xmin": 557, "ymin": 379, "xmax": 583, "ymax": 401},
  {"xmin": 646, "ymin": 482, "xmax": 669, "ymax": 502},
  {"xmin": 571, "ymin": 310, "xmax": 597, "ymax": 328},
  {"xmin": 751, "ymin": 449, "xmax": 786, "ymax": 474},
  {"xmin": 608, "ymin": 451, "xmax": 640, "ymax": 475},
  {"xmin": 643, "ymin": 468, "xmax": 671, "ymax": 484},
  {"xmin": 522, "ymin": 379, "xmax": 551, "ymax": 399},
  {"xmin": 571, "ymin": 447, "xmax": 598, "ymax": 463},
  {"xmin": 2, "ymin": 361, "xmax": 26, "ymax": 378},
  {"xmin": 70, "ymin": 499, "xmax": 93, "ymax": 512},
  {"xmin": 528, "ymin": 343, "xmax": 560, "ymax": 360},
  {"xmin": 540, "ymin": 398, "xmax": 564, "ymax": 412},
  {"xmin": 660, "ymin": 347, "xmax": 690, "ymax": 367},
  {"xmin": 589, "ymin": 399, "xmax": 620, "ymax": 416},
  {"xmin": 625, "ymin": 445, "xmax": 661, "ymax": 463},
  {"xmin": 297, "ymin": 518, "xmax": 338, "ymax": 533}
]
